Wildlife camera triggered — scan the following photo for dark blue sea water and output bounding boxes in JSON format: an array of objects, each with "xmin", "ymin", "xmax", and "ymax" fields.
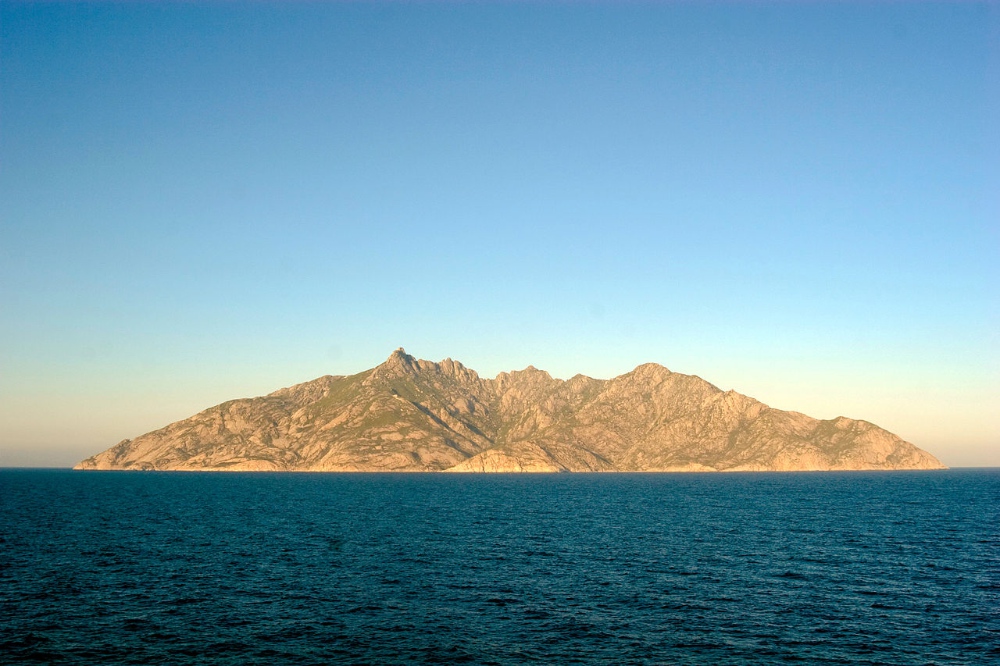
[{"xmin": 1, "ymin": 469, "xmax": 998, "ymax": 665}]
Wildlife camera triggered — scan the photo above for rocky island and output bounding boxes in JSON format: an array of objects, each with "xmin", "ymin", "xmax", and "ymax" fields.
[{"xmin": 76, "ymin": 348, "xmax": 945, "ymax": 472}]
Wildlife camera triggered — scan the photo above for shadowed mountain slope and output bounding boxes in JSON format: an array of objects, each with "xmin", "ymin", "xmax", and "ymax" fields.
[{"xmin": 76, "ymin": 349, "xmax": 945, "ymax": 472}]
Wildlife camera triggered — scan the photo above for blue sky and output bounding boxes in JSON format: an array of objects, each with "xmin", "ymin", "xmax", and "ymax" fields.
[{"xmin": 1, "ymin": 2, "xmax": 997, "ymax": 467}]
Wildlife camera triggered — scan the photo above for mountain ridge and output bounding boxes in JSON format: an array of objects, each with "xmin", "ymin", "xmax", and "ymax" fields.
[{"xmin": 75, "ymin": 348, "xmax": 945, "ymax": 472}]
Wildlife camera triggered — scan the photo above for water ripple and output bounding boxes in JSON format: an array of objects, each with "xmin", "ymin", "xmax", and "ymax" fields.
[{"xmin": 1, "ymin": 469, "xmax": 998, "ymax": 664}]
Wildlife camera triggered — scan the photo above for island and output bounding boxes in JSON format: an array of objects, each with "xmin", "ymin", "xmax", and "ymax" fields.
[{"xmin": 76, "ymin": 348, "xmax": 945, "ymax": 472}]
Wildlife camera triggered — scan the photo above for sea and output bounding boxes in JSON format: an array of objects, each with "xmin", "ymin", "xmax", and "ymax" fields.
[{"xmin": 1, "ymin": 469, "xmax": 997, "ymax": 665}]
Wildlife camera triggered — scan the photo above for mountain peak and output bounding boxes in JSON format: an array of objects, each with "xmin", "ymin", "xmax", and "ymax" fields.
[
  {"xmin": 631, "ymin": 362, "xmax": 671, "ymax": 375},
  {"xmin": 375, "ymin": 347, "xmax": 418, "ymax": 377}
]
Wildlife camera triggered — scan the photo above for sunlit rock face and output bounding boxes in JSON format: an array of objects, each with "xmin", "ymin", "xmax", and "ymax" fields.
[{"xmin": 76, "ymin": 348, "xmax": 946, "ymax": 473}]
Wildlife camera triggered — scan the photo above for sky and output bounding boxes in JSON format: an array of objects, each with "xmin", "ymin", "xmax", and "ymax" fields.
[{"xmin": 1, "ymin": 2, "xmax": 997, "ymax": 468}]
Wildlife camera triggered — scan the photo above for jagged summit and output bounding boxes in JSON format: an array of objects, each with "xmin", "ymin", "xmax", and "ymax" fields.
[
  {"xmin": 75, "ymin": 349, "xmax": 945, "ymax": 473},
  {"xmin": 384, "ymin": 347, "xmax": 416, "ymax": 367},
  {"xmin": 377, "ymin": 347, "xmax": 418, "ymax": 375}
]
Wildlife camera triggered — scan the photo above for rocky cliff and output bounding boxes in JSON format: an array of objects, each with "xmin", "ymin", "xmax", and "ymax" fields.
[{"xmin": 75, "ymin": 348, "xmax": 945, "ymax": 472}]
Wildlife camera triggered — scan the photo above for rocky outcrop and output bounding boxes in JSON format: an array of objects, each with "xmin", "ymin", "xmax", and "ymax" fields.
[{"xmin": 75, "ymin": 348, "xmax": 946, "ymax": 472}]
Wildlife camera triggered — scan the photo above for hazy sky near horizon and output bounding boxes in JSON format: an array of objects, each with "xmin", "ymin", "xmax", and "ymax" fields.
[{"xmin": 1, "ymin": 2, "xmax": 997, "ymax": 467}]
